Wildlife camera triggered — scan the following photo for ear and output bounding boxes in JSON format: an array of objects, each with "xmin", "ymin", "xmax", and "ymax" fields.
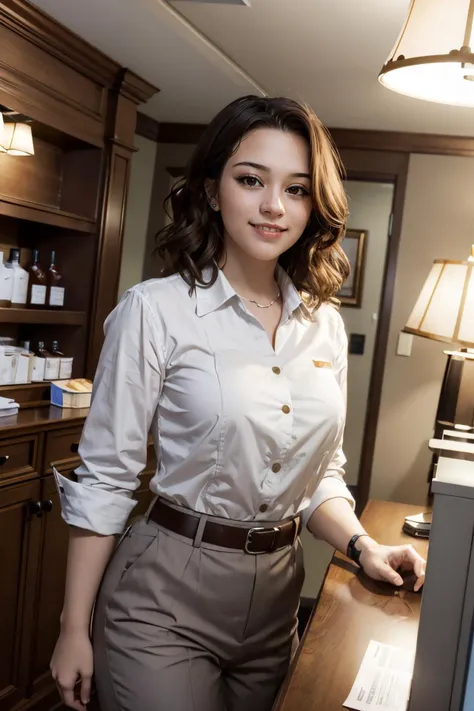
[{"xmin": 204, "ymin": 179, "xmax": 220, "ymax": 211}]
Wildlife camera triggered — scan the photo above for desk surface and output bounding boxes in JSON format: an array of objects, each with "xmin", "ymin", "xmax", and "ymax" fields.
[{"xmin": 273, "ymin": 500, "xmax": 430, "ymax": 711}]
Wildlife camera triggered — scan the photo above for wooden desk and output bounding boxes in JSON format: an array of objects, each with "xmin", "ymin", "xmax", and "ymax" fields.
[{"xmin": 274, "ymin": 500, "xmax": 430, "ymax": 711}]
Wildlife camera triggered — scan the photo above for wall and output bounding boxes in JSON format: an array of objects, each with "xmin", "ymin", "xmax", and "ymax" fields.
[
  {"xmin": 117, "ymin": 135, "xmax": 158, "ymax": 298},
  {"xmin": 371, "ymin": 153, "xmax": 474, "ymax": 504},
  {"xmin": 143, "ymin": 143, "xmax": 196, "ymax": 280}
]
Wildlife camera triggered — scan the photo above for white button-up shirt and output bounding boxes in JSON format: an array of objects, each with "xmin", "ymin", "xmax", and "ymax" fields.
[{"xmin": 55, "ymin": 266, "xmax": 354, "ymax": 535}]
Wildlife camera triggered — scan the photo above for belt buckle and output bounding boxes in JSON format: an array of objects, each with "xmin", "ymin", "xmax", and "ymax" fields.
[{"xmin": 245, "ymin": 526, "xmax": 279, "ymax": 554}]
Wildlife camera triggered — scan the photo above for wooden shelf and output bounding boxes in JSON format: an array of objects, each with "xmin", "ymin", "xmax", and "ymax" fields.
[
  {"xmin": 0, "ymin": 195, "xmax": 96, "ymax": 233},
  {"xmin": 0, "ymin": 308, "xmax": 86, "ymax": 325}
]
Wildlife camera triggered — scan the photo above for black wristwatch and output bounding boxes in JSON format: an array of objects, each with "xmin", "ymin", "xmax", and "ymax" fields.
[{"xmin": 347, "ymin": 533, "xmax": 369, "ymax": 567}]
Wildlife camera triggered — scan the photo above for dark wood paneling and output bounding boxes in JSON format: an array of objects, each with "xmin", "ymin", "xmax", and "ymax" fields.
[
  {"xmin": 136, "ymin": 111, "xmax": 160, "ymax": 143},
  {"xmin": 0, "ymin": 140, "xmax": 63, "ymax": 210},
  {"xmin": 0, "ymin": 433, "xmax": 38, "ymax": 484},
  {"xmin": 331, "ymin": 127, "xmax": 474, "ymax": 157},
  {"xmin": 0, "ymin": 308, "xmax": 85, "ymax": 325},
  {"xmin": 43, "ymin": 426, "xmax": 82, "ymax": 472},
  {"xmin": 156, "ymin": 121, "xmax": 206, "ymax": 144},
  {"xmin": 147, "ymin": 118, "xmax": 474, "ymax": 159},
  {"xmin": 29, "ymin": 472, "xmax": 74, "ymax": 698}
]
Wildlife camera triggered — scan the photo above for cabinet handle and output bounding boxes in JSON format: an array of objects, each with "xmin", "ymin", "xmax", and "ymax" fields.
[
  {"xmin": 0, "ymin": 455, "xmax": 10, "ymax": 466},
  {"xmin": 28, "ymin": 499, "xmax": 53, "ymax": 518},
  {"xmin": 70, "ymin": 442, "xmax": 79, "ymax": 454},
  {"xmin": 28, "ymin": 501, "xmax": 43, "ymax": 517}
]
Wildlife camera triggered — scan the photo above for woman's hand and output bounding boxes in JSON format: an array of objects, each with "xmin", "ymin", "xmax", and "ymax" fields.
[
  {"xmin": 50, "ymin": 629, "xmax": 93, "ymax": 710},
  {"xmin": 357, "ymin": 536, "xmax": 426, "ymax": 592}
]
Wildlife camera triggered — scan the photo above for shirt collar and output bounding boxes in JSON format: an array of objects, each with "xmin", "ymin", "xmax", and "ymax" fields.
[{"xmin": 195, "ymin": 264, "xmax": 307, "ymax": 319}]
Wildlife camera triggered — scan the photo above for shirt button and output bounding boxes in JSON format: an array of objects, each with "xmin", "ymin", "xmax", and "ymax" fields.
[
  {"xmin": 272, "ymin": 463, "xmax": 281, "ymax": 473},
  {"xmin": 259, "ymin": 504, "xmax": 268, "ymax": 513},
  {"xmin": 272, "ymin": 366, "xmax": 281, "ymax": 375},
  {"xmin": 282, "ymin": 405, "xmax": 291, "ymax": 414}
]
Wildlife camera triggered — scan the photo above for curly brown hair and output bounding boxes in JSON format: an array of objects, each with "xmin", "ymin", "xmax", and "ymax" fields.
[{"xmin": 155, "ymin": 95, "xmax": 350, "ymax": 309}]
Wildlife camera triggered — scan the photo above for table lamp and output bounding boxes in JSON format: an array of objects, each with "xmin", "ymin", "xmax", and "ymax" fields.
[{"xmin": 402, "ymin": 246, "xmax": 474, "ymax": 533}]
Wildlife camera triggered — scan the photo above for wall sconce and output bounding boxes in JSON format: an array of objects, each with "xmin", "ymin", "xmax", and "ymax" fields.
[{"xmin": 0, "ymin": 122, "xmax": 35, "ymax": 156}]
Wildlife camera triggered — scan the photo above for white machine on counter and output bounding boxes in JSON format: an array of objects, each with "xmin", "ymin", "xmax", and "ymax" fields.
[{"xmin": 408, "ymin": 429, "xmax": 474, "ymax": 711}]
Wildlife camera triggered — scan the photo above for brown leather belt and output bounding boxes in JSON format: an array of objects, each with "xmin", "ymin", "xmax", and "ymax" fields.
[{"xmin": 148, "ymin": 498, "xmax": 301, "ymax": 554}]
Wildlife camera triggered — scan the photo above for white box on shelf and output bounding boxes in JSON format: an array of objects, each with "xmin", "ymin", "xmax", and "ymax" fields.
[{"xmin": 50, "ymin": 380, "xmax": 92, "ymax": 409}]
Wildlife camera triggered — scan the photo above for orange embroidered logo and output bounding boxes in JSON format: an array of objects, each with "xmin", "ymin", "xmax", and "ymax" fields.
[{"xmin": 312, "ymin": 360, "xmax": 332, "ymax": 369}]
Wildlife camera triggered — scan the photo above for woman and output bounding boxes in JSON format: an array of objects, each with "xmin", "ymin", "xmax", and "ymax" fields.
[{"xmin": 51, "ymin": 95, "xmax": 425, "ymax": 711}]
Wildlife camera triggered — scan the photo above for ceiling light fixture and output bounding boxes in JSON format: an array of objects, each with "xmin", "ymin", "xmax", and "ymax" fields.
[
  {"xmin": 0, "ymin": 122, "xmax": 35, "ymax": 156},
  {"xmin": 379, "ymin": 0, "xmax": 474, "ymax": 107}
]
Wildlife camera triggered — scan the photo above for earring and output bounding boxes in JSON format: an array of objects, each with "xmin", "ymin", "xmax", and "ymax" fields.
[{"xmin": 210, "ymin": 200, "xmax": 217, "ymax": 210}]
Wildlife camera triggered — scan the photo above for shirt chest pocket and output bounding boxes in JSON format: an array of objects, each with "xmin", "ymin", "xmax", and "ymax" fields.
[
  {"xmin": 286, "ymin": 357, "xmax": 345, "ymax": 428},
  {"xmin": 214, "ymin": 351, "xmax": 288, "ymax": 431}
]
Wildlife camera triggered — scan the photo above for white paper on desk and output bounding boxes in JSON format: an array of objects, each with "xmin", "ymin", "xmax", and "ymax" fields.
[{"xmin": 343, "ymin": 640, "xmax": 414, "ymax": 711}]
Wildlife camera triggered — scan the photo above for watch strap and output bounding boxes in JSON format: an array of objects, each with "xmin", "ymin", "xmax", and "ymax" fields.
[{"xmin": 347, "ymin": 533, "xmax": 369, "ymax": 567}]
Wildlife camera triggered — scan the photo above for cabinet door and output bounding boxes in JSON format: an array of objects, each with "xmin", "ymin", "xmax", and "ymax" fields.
[
  {"xmin": 0, "ymin": 478, "xmax": 41, "ymax": 711},
  {"xmin": 28, "ymin": 471, "xmax": 73, "ymax": 699}
]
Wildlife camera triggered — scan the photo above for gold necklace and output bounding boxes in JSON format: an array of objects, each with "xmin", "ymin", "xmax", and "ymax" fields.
[{"xmin": 238, "ymin": 287, "xmax": 281, "ymax": 309}]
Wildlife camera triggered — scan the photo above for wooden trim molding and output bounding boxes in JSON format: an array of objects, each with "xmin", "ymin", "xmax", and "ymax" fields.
[
  {"xmin": 136, "ymin": 113, "xmax": 474, "ymax": 158},
  {"xmin": 0, "ymin": 0, "xmax": 119, "ymax": 87},
  {"xmin": 136, "ymin": 112, "xmax": 160, "ymax": 143},
  {"xmin": 330, "ymin": 128, "xmax": 474, "ymax": 157},
  {"xmin": 341, "ymin": 152, "xmax": 410, "ymax": 515}
]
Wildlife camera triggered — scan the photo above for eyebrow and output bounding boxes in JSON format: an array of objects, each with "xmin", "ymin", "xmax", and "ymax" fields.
[{"xmin": 233, "ymin": 161, "xmax": 311, "ymax": 180}]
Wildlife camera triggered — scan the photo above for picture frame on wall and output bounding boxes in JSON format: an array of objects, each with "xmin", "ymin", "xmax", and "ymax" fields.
[{"xmin": 337, "ymin": 229, "xmax": 368, "ymax": 308}]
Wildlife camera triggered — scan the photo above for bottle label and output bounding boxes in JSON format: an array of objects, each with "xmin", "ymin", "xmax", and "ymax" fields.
[
  {"xmin": 30, "ymin": 284, "xmax": 47, "ymax": 305},
  {"xmin": 11, "ymin": 271, "xmax": 28, "ymax": 305},
  {"xmin": 49, "ymin": 287, "xmax": 65, "ymax": 307},
  {"xmin": 31, "ymin": 357, "xmax": 46, "ymax": 382},
  {"xmin": 59, "ymin": 357, "xmax": 73, "ymax": 380},
  {"xmin": 44, "ymin": 357, "xmax": 60, "ymax": 381},
  {"xmin": 0, "ymin": 271, "xmax": 13, "ymax": 302}
]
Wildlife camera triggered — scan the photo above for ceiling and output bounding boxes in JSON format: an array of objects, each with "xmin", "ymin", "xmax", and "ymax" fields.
[{"xmin": 30, "ymin": 0, "xmax": 474, "ymax": 136}]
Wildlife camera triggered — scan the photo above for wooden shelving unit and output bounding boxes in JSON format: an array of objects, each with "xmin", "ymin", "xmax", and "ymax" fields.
[
  {"xmin": 0, "ymin": 196, "xmax": 96, "ymax": 233},
  {"xmin": 0, "ymin": 6, "xmax": 158, "ymax": 711},
  {"xmin": 0, "ymin": 308, "xmax": 86, "ymax": 325}
]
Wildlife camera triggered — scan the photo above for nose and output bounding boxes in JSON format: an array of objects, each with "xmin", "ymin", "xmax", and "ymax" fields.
[{"xmin": 260, "ymin": 188, "xmax": 285, "ymax": 218}]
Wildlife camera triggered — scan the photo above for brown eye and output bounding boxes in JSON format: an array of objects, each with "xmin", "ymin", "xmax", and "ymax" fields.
[
  {"xmin": 236, "ymin": 175, "xmax": 262, "ymax": 188},
  {"xmin": 287, "ymin": 185, "xmax": 310, "ymax": 197}
]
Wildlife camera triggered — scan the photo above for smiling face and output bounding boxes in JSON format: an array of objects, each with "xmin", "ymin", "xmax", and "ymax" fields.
[{"xmin": 211, "ymin": 127, "xmax": 313, "ymax": 264}]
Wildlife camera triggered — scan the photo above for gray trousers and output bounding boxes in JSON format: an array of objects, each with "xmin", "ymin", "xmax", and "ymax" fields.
[{"xmin": 92, "ymin": 508, "xmax": 305, "ymax": 711}]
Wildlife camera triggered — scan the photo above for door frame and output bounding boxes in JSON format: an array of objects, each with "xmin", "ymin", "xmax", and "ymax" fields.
[{"xmin": 339, "ymin": 150, "xmax": 409, "ymax": 514}]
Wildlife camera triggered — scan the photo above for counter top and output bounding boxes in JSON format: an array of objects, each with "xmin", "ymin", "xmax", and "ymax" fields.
[
  {"xmin": 273, "ymin": 500, "xmax": 430, "ymax": 711},
  {"xmin": 0, "ymin": 405, "xmax": 89, "ymax": 435}
]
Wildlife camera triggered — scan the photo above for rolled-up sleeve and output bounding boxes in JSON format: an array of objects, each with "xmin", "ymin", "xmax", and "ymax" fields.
[
  {"xmin": 54, "ymin": 286, "xmax": 164, "ymax": 535},
  {"xmin": 302, "ymin": 312, "xmax": 355, "ymax": 529}
]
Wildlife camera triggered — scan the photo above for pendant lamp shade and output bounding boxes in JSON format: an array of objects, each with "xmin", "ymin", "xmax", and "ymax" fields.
[{"xmin": 379, "ymin": 0, "xmax": 474, "ymax": 107}]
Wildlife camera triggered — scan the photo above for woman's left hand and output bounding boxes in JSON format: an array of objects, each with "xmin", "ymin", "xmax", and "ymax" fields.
[{"xmin": 357, "ymin": 537, "xmax": 426, "ymax": 592}]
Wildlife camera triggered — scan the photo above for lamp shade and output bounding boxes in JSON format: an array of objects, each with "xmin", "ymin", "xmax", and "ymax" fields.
[
  {"xmin": 0, "ymin": 123, "xmax": 34, "ymax": 156},
  {"xmin": 379, "ymin": 0, "xmax": 474, "ymax": 107},
  {"xmin": 404, "ymin": 250, "xmax": 474, "ymax": 347}
]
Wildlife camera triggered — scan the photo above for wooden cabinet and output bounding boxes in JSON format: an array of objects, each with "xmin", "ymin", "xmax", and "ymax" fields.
[
  {"xmin": 29, "ymin": 471, "xmax": 76, "ymax": 701},
  {"xmin": 0, "ymin": 478, "xmax": 41, "ymax": 711},
  {"xmin": 0, "ymin": 413, "xmax": 157, "ymax": 711}
]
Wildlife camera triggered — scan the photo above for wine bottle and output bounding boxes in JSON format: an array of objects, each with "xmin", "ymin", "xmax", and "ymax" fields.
[
  {"xmin": 47, "ymin": 251, "xmax": 65, "ymax": 309},
  {"xmin": 27, "ymin": 249, "xmax": 47, "ymax": 308}
]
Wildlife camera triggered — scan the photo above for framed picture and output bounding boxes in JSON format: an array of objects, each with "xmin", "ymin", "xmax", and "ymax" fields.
[{"xmin": 337, "ymin": 229, "xmax": 368, "ymax": 308}]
